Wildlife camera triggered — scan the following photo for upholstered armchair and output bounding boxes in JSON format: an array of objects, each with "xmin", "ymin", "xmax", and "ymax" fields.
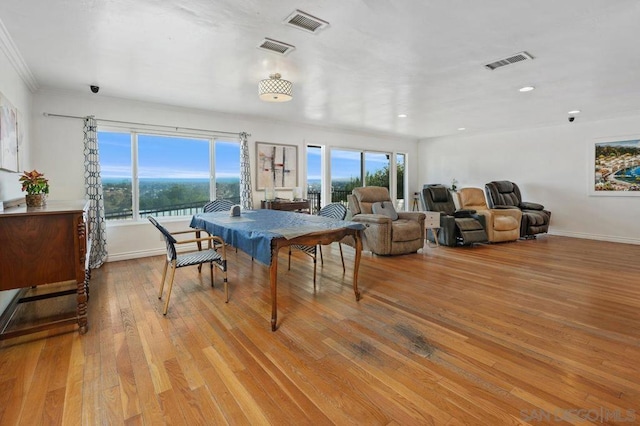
[
  {"xmin": 484, "ymin": 181, "xmax": 551, "ymax": 238},
  {"xmin": 347, "ymin": 186, "xmax": 425, "ymax": 255},
  {"xmin": 421, "ymin": 184, "xmax": 488, "ymax": 247},
  {"xmin": 458, "ymin": 187, "xmax": 522, "ymax": 243}
]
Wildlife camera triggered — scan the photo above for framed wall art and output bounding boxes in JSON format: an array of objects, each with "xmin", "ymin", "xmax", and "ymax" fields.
[
  {"xmin": 0, "ymin": 92, "xmax": 19, "ymax": 172},
  {"xmin": 591, "ymin": 136, "xmax": 640, "ymax": 196},
  {"xmin": 255, "ymin": 142, "xmax": 298, "ymax": 190}
]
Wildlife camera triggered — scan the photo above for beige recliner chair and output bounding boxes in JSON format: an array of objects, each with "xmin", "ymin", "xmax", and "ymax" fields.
[
  {"xmin": 458, "ymin": 187, "xmax": 522, "ymax": 243},
  {"xmin": 347, "ymin": 186, "xmax": 425, "ymax": 255}
]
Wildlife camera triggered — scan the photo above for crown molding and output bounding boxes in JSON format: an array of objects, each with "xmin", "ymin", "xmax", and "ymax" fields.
[{"xmin": 0, "ymin": 18, "xmax": 38, "ymax": 92}]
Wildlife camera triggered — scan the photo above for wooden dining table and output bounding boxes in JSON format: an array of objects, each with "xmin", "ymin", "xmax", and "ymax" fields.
[{"xmin": 190, "ymin": 209, "xmax": 364, "ymax": 331}]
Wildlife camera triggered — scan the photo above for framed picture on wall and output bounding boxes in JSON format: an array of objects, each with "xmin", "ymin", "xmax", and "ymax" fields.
[
  {"xmin": 591, "ymin": 136, "xmax": 640, "ymax": 196},
  {"xmin": 0, "ymin": 92, "xmax": 19, "ymax": 172},
  {"xmin": 255, "ymin": 142, "xmax": 298, "ymax": 190}
]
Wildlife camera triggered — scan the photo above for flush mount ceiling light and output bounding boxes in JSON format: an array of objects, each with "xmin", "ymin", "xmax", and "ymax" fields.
[
  {"xmin": 398, "ymin": 114, "xmax": 407, "ymax": 118},
  {"xmin": 258, "ymin": 73, "xmax": 293, "ymax": 102},
  {"xmin": 519, "ymin": 86, "xmax": 535, "ymax": 92},
  {"xmin": 568, "ymin": 109, "xmax": 581, "ymax": 114}
]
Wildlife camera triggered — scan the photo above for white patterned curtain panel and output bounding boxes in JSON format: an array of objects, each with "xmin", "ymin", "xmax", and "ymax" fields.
[
  {"xmin": 239, "ymin": 132, "xmax": 254, "ymax": 210},
  {"xmin": 83, "ymin": 116, "xmax": 108, "ymax": 268}
]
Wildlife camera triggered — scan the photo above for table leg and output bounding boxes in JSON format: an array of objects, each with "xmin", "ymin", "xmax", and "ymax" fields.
[
  {"xmin": 352, "ymin": 231, "xmax": 362, "ymax": 301},
  {"xmin": 270, "ymin": 244, "xmax": 279, "ymax": 331},
  {"xmin": 76, "ymin": 278, "xmax": 88, "ymax": 334}
]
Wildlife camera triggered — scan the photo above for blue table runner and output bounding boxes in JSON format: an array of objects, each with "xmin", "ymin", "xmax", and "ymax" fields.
[{"xmin": 190, "ymin": 209, "xmax": 364, "ymax": 265}]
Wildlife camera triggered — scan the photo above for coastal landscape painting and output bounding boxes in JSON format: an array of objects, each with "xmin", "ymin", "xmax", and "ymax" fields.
[
  {"xmin": 592, "ymin": 137, "xmax": 640, "ymax": 195},
  {"xmin": 256, "ymin": 142, "xmax": 297, "ymax": 190}
]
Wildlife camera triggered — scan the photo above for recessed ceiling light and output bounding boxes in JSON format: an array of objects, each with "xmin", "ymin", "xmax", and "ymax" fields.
[
  {"xmin": 397, "ymin": 114, "xmax": 407, "ymax": 118},
  {"xmin": 519, "ymin": 86, "xmax": 535, "ymax": 92},
  {"xmin": 458, "ymin": 127, "xmax": 466, "ymax": 131},
  {"xmin": 568, "ymin": 110, "xmax": 581, "ymax": 114}
]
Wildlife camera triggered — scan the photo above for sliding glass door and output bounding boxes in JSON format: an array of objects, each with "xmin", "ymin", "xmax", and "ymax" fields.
[
  {"xmin": 307, "ymin": 145, "xmax": 322, "ymax": 213},
  {"xmin": 330, "ymin": 149, "xmax": 362, "ymax": 205}
]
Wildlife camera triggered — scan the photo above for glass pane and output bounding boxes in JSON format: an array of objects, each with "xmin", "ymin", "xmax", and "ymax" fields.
[
  {"xmin": 98, "ymin": 131, "xmax": 133, "ymax": 220},
  {"xmin": 364, "ymin": 152, "xmax": 390, "ymax": 189},
  {"xmin": 138, "ymin": 134, "xmax": 210, "ymax": 217},
  {"xmin": 396, "ymin": 153, "xmax": 406, "ymax": 210},
  {"xmin": 330, "ymin": 149, "xmax": 361, "ymax": 204},
  {"xmin": 307, "ymin": 145, "xmax": 322, "ymax": 213},
  {"xmin": 214, "ymin": 140, "xmax": 240, "ymax": 204}
]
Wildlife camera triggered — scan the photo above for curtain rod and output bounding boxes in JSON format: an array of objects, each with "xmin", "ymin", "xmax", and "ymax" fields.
[{"xmin": 42, "ymin": 112, "xmax": 249, "ymax": 137}]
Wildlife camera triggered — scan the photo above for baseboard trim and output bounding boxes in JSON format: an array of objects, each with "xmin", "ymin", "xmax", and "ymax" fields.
[
  {"xmin": 106, "ymin": 244, "xmax": 202, "ymax": 263},
  {"xmin": 106, "ymin": 248, "xmax": 166, "ymax": 263},
  {"xmin": 105, "ymin": 231, "xmax": 639, "ymax": 262},
  {"xmin": 548, "ymin": 230, "xmax": 640, "ymax": 246}
]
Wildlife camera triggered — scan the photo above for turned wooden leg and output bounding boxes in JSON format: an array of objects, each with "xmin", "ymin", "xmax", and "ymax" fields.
[
  {"xmin": 313, "ymin": 249, "xmax": 317, "ymax": 291},
  {"xmin": 76, "ymin": 278, "xmax": 88, "ymax": 334},
  {"xmin": 270, "ymin": 245, "xmax": 279, "ymax": 331},
  {"xmin": 352, "ymin": 232, "xmax": 362, "ymax": 301}
]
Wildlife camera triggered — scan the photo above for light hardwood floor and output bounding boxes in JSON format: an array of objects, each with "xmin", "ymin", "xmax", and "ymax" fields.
[{"xmin": 1, "ymin": 235, "xmax": 639, "ymax": 425}]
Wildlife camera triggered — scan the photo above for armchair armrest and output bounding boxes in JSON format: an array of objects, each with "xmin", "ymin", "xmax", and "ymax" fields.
[
  {"xmin": 493, "ymin": 205, "xmax": 519, "ymax": 210},
  {"xmin": 351, "ymin": 213, "xmax": 393, "ymax": 225},
  {"xmin": 171, "ymin": 228, "xmax": 204, "ymax": 235},
  {"xmin": 351, "ymin": 214, "xmax": 392, "ymax": 254},
  {"xmin": 520, "ymin": 201, "xmax": 544, "ymax": 210},
  {"xmin": 397, "ymin": 211, "xmax": 426, "ymax": 222},
  {"xmin": 453, "ymin": 209, "xmax": 476, "ymax": 218},
  {"xmin": 437, "ymin": 215, "xmax": 458, "ymax": 246},
  {"xmin": 490, "ymin": 207, "xmax": 522, "ymax": 220},
  {"xmin": 177, "ymin": 234, "xmax": 224, "ymax": 245},
  {"xmin": 178, "ymin": 228, "xmax": 226, "ymax": 251}
]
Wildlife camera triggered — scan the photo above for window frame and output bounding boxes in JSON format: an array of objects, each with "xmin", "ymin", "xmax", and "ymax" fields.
[{"xmin": 98, "ymin": 126, "xmax": 239, "ymax": 222}]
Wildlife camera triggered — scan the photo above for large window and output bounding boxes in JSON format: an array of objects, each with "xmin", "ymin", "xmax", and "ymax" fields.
[
  {"xmin": 307, "ymin": 145, "xmax": 322, "ymax": 213},
  {"xmin": 396, "ymin": 153, "xmax": 406, "ymax": 210},
  {"xmin": 364, "ymin": 152, "xmax": 390, "ymax": 188},
  {"xmin": 214, "ymin": 140, "xmax": 241, "ymax": 202},
  {"xmin": 329, "ymin": 149, "xmax": 395, "ymax": 203},
  {"xmin": 99, "ymin": 131, "xmax": 133, "ymax": 219},
  {"xmin": 330, "ymin": 149, "xmax": 362, "ymax": 204},
  {"xmin": 98, "ymin": 130, "xmax": 239, "ymax": 220}
]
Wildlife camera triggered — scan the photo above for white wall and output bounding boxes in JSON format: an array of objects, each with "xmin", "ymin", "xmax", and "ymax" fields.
[
  {"xmin": 418, "ymin": 117, "xmax": 640, "ymax": 245},
  {"xmin": 0, "ymin": 47, "xmax": 33, "ymax": 313},
  {"xmin": 0, "ymin": 52, "xmax": 32, "ymax": 200},
  {"xmin": 32, "ymin": 89, "xmax": 420, "ymax": 261}
]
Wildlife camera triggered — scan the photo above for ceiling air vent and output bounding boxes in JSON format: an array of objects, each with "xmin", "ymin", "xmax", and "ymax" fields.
[
  {"xmin": 283, "ymin": 10, "xmax": 329, "ymax": 34},
  {"xmin": 257, "ymin": 38, "xmax": 296, "ymax": 56},
  {"xmin": 485, "ymin": 51, "xmax": 534, "ymax": 70}
]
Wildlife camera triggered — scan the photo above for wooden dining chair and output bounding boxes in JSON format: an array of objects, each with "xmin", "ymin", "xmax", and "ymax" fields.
[
  {"xmin": 148, "ymin": 216, "xmax": 228, "ymax": 315},
  {"xmin": 287, "ymin": 203, "xmax": 347, "ymax": 288}
]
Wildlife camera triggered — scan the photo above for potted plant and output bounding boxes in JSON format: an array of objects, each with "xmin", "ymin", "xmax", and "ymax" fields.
[
  {"xmin": 19, "ymin": 169, "xmax": 50, "ymax": 207},
  {"xmin": 450, "ymin": 178, "xmax": 459, "ymax": 192}
]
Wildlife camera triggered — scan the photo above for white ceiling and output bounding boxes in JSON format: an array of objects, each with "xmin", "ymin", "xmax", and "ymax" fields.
[{"xmin": 2, "ymin": 0, "xmax": 640, "ymax": 139}]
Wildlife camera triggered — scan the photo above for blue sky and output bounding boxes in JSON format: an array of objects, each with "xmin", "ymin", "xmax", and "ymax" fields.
[
  {"xmin": 308, "ymin": 148, "xmax": 392, "ymax": 180},
  {"xmin": 98, "ymin": 131, "xmax": 240, "ymax": 178},
  {"xmin": 99, "ymin": 131, "xmax": 395, "ymax": 181},
  {"xmin": 596, "ymin": 140, "xmax": 640, "ymax": 148}
]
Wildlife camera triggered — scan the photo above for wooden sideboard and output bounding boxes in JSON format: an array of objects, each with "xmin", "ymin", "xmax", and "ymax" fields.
[
  {"xmin": 261, "ymin": 199, "xmax": 310, "ymax": 213},
  {"xmin": 0, "ymin": 200, "xmax": 90, "ymax": 339}
]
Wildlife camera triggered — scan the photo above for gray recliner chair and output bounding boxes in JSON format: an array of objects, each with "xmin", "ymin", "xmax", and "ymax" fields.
[
  {"xmin": 347, "ymin": 186, "xmax": 425, "ymax": 255},
  {"xmin": 484, "ymin": 181, "xmax": 551, "ymax": 238},
  {"xmin": 421, "ymin": 184, "xmax": 488, "ymax": 247}
]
